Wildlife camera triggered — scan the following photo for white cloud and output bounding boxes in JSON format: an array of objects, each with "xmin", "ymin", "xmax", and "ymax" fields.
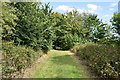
[
  {"xmin": 56, "ymin": 5, "xmax": 77, "ymax": 12},
  {"xmin": 56, "ymin": 5, "xmax": 97, "ymax": 14},
  {"xmin": 77, "ymin": 9, "xmax": 86, "ymax": 13},
  {"xmin": 87, "ymin": 4, "xmax": 99, "ymax": 10},
  {"xmin": 88, "ymin": 10, "xmax": 96, "ymax": 13},
  {"xmin": 56, "ymin": 5, "xmax": 84, "ymax": 13},
  {"xmin": 104, "ymin": 14, "xmax": 111, "ymax": 17},
  {"xmin": 68, "ymin": 8, "xmax": 75, "ymax": 12},
  {"xmin": 86, "ymin": 4, "xmax": 101, "ymax": 14},
  {"xmin": 109, "ymin": 8, "xmax": 115, "ymax": 11},
  {"xmin": 111, "ymin": 3, "xmax": 118, "ymax": 7},
  {"xmin": 56, "ymin": 5, "xmax": 69, "ymax": 11}
]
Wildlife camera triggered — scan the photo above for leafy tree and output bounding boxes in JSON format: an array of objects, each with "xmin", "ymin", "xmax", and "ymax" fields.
[
  {"xmin": 111, "ymin": 12, "xmax": 120, "ymax": 44},
  {"xmin": 2, "ymin": 2, "xmax": 114, "ymax": 51},
  {"xmin": 12, "ymin": 2, "xmax": 40, "ymax": 47},
  {"xmin": 52, "ymin": 11, "xmax": 91, "ymax": 49},
  {"xmin": 1, "ymin": 2, "xmax": 18, "ymax": 41},
  {"xmin": 82, "ymin": 13, "xmax": 111, "ymax": 43},
  {"xmin": 11, "ymin": 2, "xmax": 53, "ymax": 52}
]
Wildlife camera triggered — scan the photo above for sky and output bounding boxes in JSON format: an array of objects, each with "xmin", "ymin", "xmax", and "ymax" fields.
[
  {"xmin": 40, "ymin": 0, "xmax": 120, "ymax": 24},
  {"xmin": 2, "ymin": 0, "xmax": 119, "ymax": 24}
]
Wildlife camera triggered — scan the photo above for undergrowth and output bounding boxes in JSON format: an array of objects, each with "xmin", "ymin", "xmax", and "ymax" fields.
[{"xmin": 70, "ymin": 44, "xmax": 120, "ymax": 78}]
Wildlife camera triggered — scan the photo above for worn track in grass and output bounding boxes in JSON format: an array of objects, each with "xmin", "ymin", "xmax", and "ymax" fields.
[{"xmin": 29, "ymin": 50, "xmax": 96, "ymax": 78}]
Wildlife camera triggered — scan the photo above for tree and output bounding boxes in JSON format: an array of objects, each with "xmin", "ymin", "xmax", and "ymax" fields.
[
  {"xmin": 11, "ymin": 2, "xmax": 54, "ymax": 52},
  {"xmin": 111, "ymin": 12, "xmax": 120, "ymax": 44},
  {"xmin": 111, "ymin": 12, "xmax": 120, "ymax": 45},
  {"xmin": 1, "ymin": 2, "xmax": 18, "ymax": 41},
  {"xmin": 82, "ymin": 13, "xmax": 111, "ymax": 43}
]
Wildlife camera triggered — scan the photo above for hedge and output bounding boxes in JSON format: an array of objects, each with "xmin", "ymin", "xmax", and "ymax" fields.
[
  {"xmin": 2, "ymin": 42, "xmax": 43, "ymax": 78},
  {"xmin": 70, "ymin": 44, "xmax": 120, "ymax": 78}
]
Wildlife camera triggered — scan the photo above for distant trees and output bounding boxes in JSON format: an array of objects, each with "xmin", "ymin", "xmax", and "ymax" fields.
[
  {"xmin": 84, "ymin": 14, "xmax": 112, "ymax": 43},
  {"xmin": 2, "ymin": 2, "xmax": 118, "ymax": 51},
  {"xmin": 111, "ymin": 12, "xmax": 120, "ymax": 36},
  {"xmin": 52, "ymin": 10, "xmax": 112, "ymax": 49},
  {"xmin": 111, "ymin": 12, "xmax": 120, "ymax": 44},
  {"xmin": 2, "ymin": 2, "xmax": 120, "ymax": 78}
]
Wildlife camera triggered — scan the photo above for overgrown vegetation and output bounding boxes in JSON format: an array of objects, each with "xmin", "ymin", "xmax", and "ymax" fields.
[
  {"xmin": 70, "ymin": 44, "xmax": 120, "ymax": 78},
  {"xmin": 1, "ymin": 1, "xmax": 120, "ymax": 78},
  {"xmin": 2, "ymin": 42, "xmax": 43, "ymax": 78},
  {"xmin": 2, "ymin": 2, "xmax": 53, "ymax": 78}
]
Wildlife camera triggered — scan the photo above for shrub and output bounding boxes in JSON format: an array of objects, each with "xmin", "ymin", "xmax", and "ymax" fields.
[
  {"xmin": 70, "ymin": 44, "xmax": 120, "ymax": 78},
  {"xmin": 2, "ymin": 42, "xmax": 43, "ymax": 78}
]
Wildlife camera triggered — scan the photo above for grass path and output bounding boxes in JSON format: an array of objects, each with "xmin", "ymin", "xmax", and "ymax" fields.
[{"xmin": 31, "ymin": 50, "xmax": 95, "ymax": 78}]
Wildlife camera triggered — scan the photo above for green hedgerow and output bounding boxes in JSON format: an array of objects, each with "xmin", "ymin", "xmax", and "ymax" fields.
[{"xmin": 70, "ymin": 44, "xmax": 120, "ymax": 78}]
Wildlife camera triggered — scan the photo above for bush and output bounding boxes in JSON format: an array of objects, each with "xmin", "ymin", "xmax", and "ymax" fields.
[
  {"xmin": 70, "ymin": 44, "xmax": 120, "ymax": 78},
  {"xmin": 2, "ymin": 42, "xmax": 43, "ymax": 78}
]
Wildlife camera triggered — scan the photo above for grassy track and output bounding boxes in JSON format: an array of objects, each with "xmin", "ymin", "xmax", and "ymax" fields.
[{"xmin": 31, "ymin": 50, "xmax": 94, "ymax": 78}]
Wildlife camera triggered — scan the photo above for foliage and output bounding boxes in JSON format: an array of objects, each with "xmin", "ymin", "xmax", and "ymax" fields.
[
  {"xmin": 70, "ymin": 44, "xmax": 120, "ymax": 78},
  {"xmin": 1, "ymin": 2, "xmax": 18, "ymax": 41},
  {"xmin": 2, "ymin": 2, "xmax": 114, "ymax": 50},
  {"xmin": 80, "ymin": 13, "xmax": 112, "ymax": 43},
  {"xmin": 111, "ymin": 12, "xmax": 120, "ymax": 35},
  {"xmin": 2, "ymin": 42, "xmax": 43, "ymax": 78},
  {"xmin": 52, "ymin": 11, "xmax": 112, "ymax": 50},
  {"xmin": 2, "ymin": 2, "xmax": 54, "ymax": 78},
  {"xmin": 111, "ymin": 12, "xmax": 120, "ymax": 44},
  {"xmin": 2, "ymin": 2, "xmax": 119, "ymax": 78},
  {"xmin": 12, "ymin": 2, "xmax": 53, "ymax": 52}
]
